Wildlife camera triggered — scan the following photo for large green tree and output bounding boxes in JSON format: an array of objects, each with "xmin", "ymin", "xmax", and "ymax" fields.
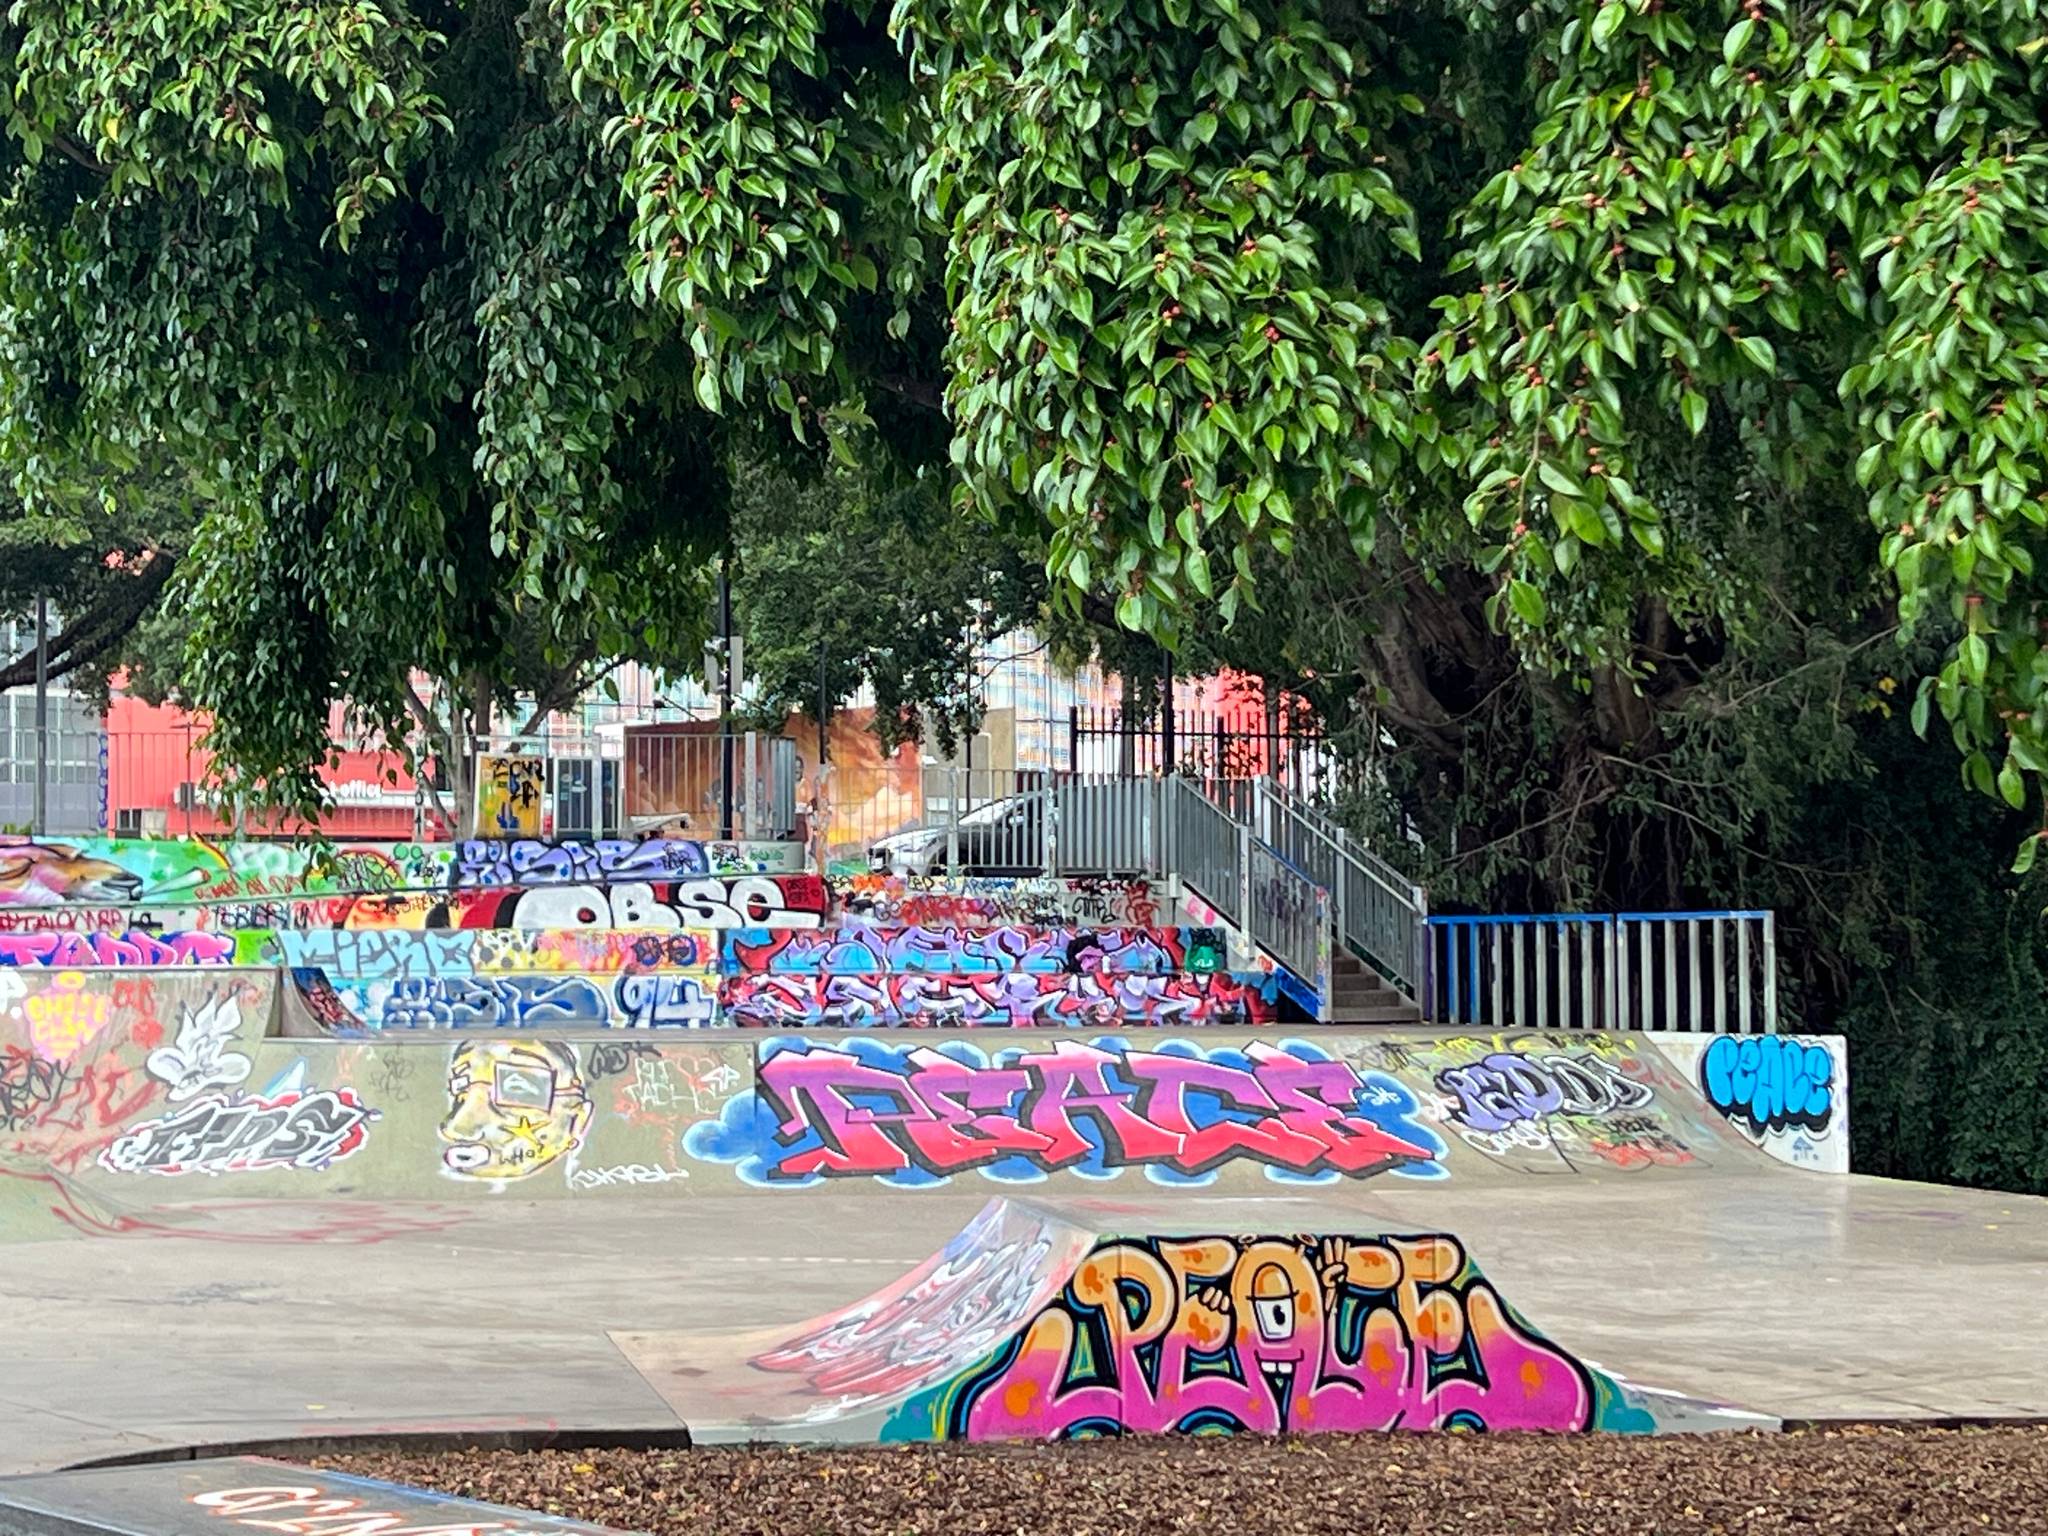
[{"xmin": 5, "ymin": 0, "xmax": 2048, "ymax": 855}]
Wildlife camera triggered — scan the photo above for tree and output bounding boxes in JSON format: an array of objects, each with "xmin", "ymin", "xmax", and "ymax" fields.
[
  {"xmin": 0, "ymin": 467, "xmax": 195, "ymax": 704},
  {"xmin": 730, "ymin": 454, "xmax": 1046, "ymax": 753},
  {"xmin": 6, "ymin": 0, "xmax": 2048, "ymax": 853}
]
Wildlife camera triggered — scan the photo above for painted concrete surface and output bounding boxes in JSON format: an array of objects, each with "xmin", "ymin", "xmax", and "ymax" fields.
[
  {"xmin": 0, "ymin": 970, "xmax": 1828, "ymax": 1203},
  {"xmin": 0, "ymin": 1457, "xmax": 634, "ymax": 1536},
  {"xmin": 0, "ymin": 1173, "xmax": 2045, "ymax": 1471},
  {"xmin": 1, "ymin": 967, "xmax": 2031, "ymax": 1462}
]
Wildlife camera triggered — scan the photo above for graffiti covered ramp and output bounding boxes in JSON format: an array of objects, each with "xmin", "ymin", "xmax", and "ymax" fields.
[{"xmin": 614, "ymin": 1194, "xmax": 1769, "ymax": 1443}]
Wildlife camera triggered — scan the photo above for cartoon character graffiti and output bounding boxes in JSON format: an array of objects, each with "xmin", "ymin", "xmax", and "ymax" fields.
[
  {"xmin": 144, "ymin": 993, "xmax": 255, "ymax": 1102},
  {"xmin": 0, "ymin": 838, "xmax": 147, "ymax": 906},
  {"xmin": 438, "ymin": 1040, "xmax": 592, "ymax": 1181}
]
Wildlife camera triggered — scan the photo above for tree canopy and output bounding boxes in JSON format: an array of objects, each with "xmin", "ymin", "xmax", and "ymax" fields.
[{"xmin": 3, "ymin": 0, "xmax": 2048, "ymax": 851}]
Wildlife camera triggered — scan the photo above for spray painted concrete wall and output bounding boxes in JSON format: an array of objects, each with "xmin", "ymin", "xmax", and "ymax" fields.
[
  {"xmin": 0, "ymin": 872, "xmax": 1172, "ymax": 943},
  {"xmin": 1649, "ymin": 1032, "xmax": 1849, "ymax": 1174},
  {"xmin": 0, "ymin": 835, "xmax": 803, "ymax": 911},
  {"xmin": 0, "ymin": 925, "xmax": 1271, "ymax": 1028},
  {"xmin": 0, "ymin": 971, "xmax": 1847, "ymax": 1219}
]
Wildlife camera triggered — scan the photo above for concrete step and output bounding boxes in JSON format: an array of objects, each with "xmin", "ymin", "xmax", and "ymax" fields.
[
  {"xmin": 1332, "ymin": 980, "xmax": 1401, "ymax": 1002},
  {"xmin": 1326, "ymin": 1003, "xmax": 1424, "ymax": 1024}
]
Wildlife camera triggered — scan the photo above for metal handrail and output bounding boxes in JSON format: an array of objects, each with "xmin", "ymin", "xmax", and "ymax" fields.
[{"xmin": 1219, "ymin": 776, "xmax": 1427, "ymax": 998}]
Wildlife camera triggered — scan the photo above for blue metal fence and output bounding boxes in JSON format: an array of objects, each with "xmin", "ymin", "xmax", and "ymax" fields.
[{"xmin": 1426, "ymin": 910, "xmax": 1777, "ymax": 1033}]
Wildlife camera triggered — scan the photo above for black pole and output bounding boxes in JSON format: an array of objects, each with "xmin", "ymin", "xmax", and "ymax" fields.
[
  {"xmin": 718, "ymin": 553, "xmax": 734, "ymax": 840},
  {"xmin": 32, "ymin": 590, "xmax": 48, "ymax": 833},
  {"xmin": 1160, "ymin": 650, "xmax": 1175, "ymax": 776}
]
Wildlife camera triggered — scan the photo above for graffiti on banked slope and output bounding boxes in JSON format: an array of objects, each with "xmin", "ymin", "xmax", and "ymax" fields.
[
  {"xmin": 871, "ymin": 1232, "xmax": 1644, "ymax": 1439},
  {"xmin": 0, "ymin": 835, "xmax": 801, "ymax": 909},
  {"xmin": 0, "ymin": 930, "xmax": 251, "ymax": 967},
  {"xmin": 725, "ymin": 925, "xmax": 1227, "ymax": 975},
  {"xmin": 683, "ymin": 1036, "xmax": 1445, "ymax": 1187},
  {"xmin": 719, "ymin": 971, "xmax": 1272, "ymax": 1028},
  {"xmin": 292, "ymin": 970, "xmax": 717, "ymax": 1031}
]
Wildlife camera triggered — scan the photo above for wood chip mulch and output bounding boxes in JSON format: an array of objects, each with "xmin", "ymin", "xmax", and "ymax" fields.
[{"xmin": 319, "ymin": 1424, "xmax": 2048, "ymax": 1535}]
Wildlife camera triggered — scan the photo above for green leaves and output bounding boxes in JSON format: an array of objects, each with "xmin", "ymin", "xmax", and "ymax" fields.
[{"xmin": 898, "ymin": 0, "xmax": 1425, "ymax": 630}]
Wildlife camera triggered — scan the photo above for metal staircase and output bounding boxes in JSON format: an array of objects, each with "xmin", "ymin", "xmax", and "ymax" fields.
[{"xmin": 1164, "ymin": 774, "xmax": 1426, "ymax": 1023}]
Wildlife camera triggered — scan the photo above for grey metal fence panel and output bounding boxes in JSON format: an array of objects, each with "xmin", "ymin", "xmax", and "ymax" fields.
[
  {"xmin": 1049, "ymin": 774, "xmax": 1157, "ymax": 876},
  {"xmin": 1426, "ymin": 911, "xmax": 1777, "ymax": 1033},
  {"xmin": 1246, "ymin": 839, "xmax": 1324, "ymax": 1004},
  {"xmin": 1169, "ymin": 778, "xmax": 1244, "ymax": 929}
]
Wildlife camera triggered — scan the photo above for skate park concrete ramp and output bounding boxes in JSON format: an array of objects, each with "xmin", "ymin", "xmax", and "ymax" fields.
[
  {"xmin": 613, "ymin": 1195, "xmax": 1771, "ymax": 1441},
  {"xmin": 1, "ymin": 963, "xmax": 2046, "ymax": 1467}
]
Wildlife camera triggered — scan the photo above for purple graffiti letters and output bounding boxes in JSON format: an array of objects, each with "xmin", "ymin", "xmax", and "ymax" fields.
[{"xmin": 1435, "ymin": 1051, "xmax": 1654, "ymax": 1134}]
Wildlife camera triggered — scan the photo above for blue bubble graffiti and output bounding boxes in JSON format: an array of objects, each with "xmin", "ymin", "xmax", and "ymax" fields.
[{"xmin": 1700, "ymin": 1035, "xmax": 1834, "ymax": 1138}]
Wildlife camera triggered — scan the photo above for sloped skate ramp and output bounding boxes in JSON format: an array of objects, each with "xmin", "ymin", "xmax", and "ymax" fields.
[
  {"xmin": 616, "ymin": 1197, "xmax": 1768, "ymax": 1442},
  {"xmin": 0, "ymin": 1457, "xmax": 635, "ymax": 1536}
]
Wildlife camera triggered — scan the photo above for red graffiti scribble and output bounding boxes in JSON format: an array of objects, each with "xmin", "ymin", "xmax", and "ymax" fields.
[{"xmin": 722, "ymin": 971, "xmax": 1269, "ymax": 1027}]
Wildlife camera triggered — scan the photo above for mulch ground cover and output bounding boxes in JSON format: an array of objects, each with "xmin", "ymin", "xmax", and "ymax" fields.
[{"xmin": 321, "ymin": 1424, "xmax": 2048, "ymax": 1535}]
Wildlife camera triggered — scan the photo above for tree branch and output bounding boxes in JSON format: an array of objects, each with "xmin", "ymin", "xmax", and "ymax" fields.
[
  {"xmin": 869, "ymin": 373, "xmax": 946, "ymax": 413},
  {"xmin": 0, "ymin": 553, "xmax": 179, "ymax": 692},
  {"xmin": 399, "ymin": 678, "xmax": 459, "ymax": 835}
]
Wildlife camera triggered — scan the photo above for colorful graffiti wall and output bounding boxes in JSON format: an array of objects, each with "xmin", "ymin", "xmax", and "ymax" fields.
[
  {"xmin": 0, "ymin": 875, "xmax": 834, "ymax": 937},
  {"xmin": 871, "ymin": 1229, "xmax": 1653, "ymax": 1438},
  {"xmin": 1, "ymin": 971, "xmax": 1847, "ymax": 1217},
  {"xmin": 687, "ymin": 1035, "xmax": 1442, "ymax": 1186},
  {"xmin": 0, "ymin": 835, "xmax": 803, "ymax": 910},
  {"xmin": 726, "ymin": 925, "xmax": 1227, "ymax": 976},
  {"xmin": 275, "ymin": 922, "xmax": 1270, "ymax": 1031}
]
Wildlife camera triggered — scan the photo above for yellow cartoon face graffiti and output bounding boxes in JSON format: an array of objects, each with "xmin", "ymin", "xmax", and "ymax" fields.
[{"xmin": 438, "ymin": 1041, "xmax": 592, "ymax": 1181}]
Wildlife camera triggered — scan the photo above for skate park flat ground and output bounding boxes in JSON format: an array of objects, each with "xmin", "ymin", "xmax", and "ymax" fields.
[{"xmin": 3, "ymin": 1169, "xmax": 2045, "ymax": 1474}]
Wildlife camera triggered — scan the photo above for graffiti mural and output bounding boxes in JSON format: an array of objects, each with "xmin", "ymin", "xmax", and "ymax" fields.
[
  {"xmin": 1369, "ymin": 1033, "xmax": 1722, "ymax": 1176},
  {"xmin": 725, "ymin": 925, "xmax": 1227, "ymax": 976},
  {"xmin": 456, "ymin": 837, "xmax": 799, "ymax": 883},
  {"xmin": 751, "ymin": 1200, "xmax": 1082, "ymax": 1410},
  {"xmin": 1435, "ymin": 1050, "xmax": 1656, "ymax": 1133},
  {"xmin": 0, "ymin": 834, "xmax": 803, "ymax": 909},
  {"xmin": 438, "ymin": 1039, "xmax": 593, "ymax": 1181},
  {"xmin": 832, "ymin": 875, "xmax": 1162, "ymax": 928},
  {"xmin": 143, "ymin": 993, "xmax": 255, "ymax": 1101},
  {"xmin": 291, "ymin": 969, "xmax": 719, "ymax": 1030},
  {"xmin": 1678, "ymin": 1033, "xmax": 1846, "ymax": 1171},
  {"xmin": 475, "ymin": 755, "xmax": 546, "ymax": 836},
  {"xmin": 878, "ymin": 1231, "xmax": 1637, "ymax": 1439},
  {"xmin": 0, "ymin": 930, "xmax": 246, "ymax": 966},
  {"xmin": 98, "ymin": 1088, "xmax": 374, "ymax": 1176},
  {"xmin": 1700, "ymin": 1035, "xmax": 1833, "ymax": 1136},
  {"xmin": 275, "ymin": 927, "xmax": 716, "ymax": 979},
  {"xmin": 685, "ymin": 1036, "xmax": 1445, "ymax": 1187},
  {"xmin": 719, "ymin": 971, "xmax": 1273, "ymax": 1028}
]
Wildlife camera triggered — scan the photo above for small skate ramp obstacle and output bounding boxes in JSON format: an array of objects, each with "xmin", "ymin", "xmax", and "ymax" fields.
[
  {"xmin": 0, "ymin": 1458, "xmax": 632, "ymax": 1536},
  {"xmin": 623, "ymin": 1197, "xmax": 1761, "ymax": 1442}
]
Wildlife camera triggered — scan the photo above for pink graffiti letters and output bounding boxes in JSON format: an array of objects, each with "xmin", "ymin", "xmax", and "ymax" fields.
[
  {"xmin": 895, "ymin": 1233, "xmax": 1597, "ymax": 1439},
  {"xmin": 191, "ymin": 1484, "xmax": 571, "ymax": 1536},
  {"xmin": 0, "ymin": 930, "xmax": 237, "ymax": 966},
  {"xmin": 740, "ymin": 1038, "xmax": 1441, "ymax": 1183}
]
